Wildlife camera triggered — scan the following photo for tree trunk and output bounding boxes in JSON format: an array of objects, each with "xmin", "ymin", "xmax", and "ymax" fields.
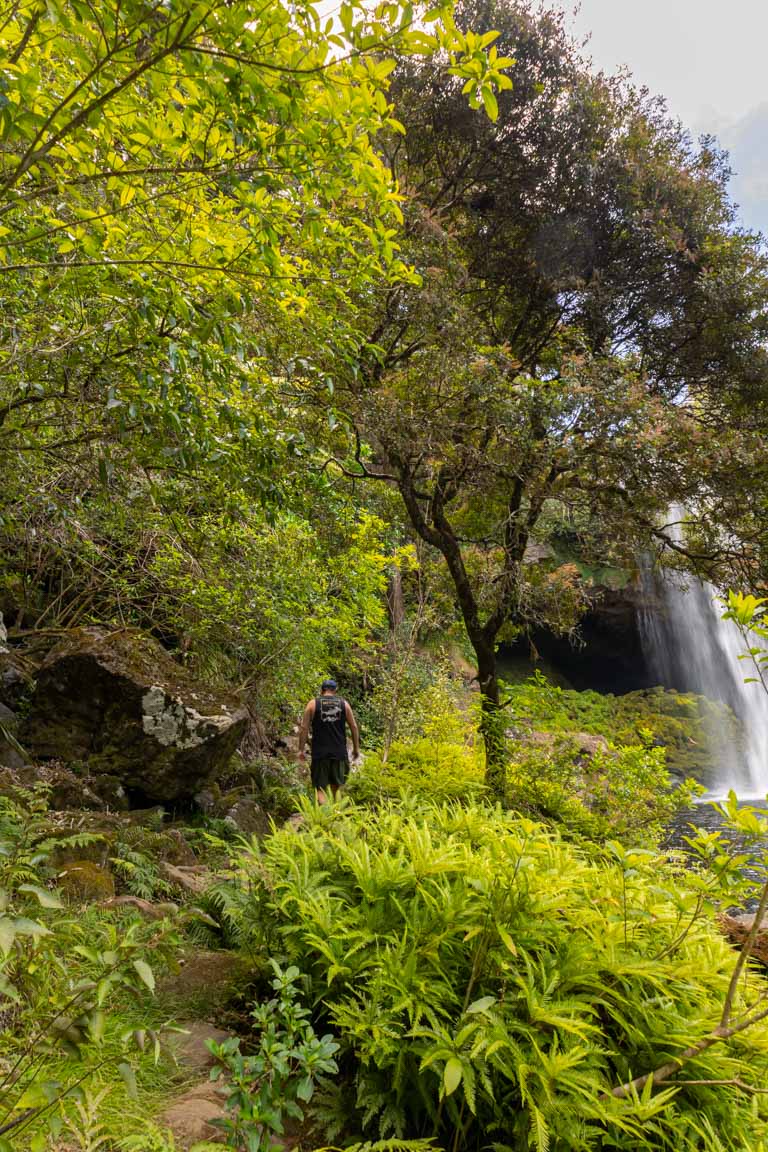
[
  {"xmin": 386, "ymin": 566, "xmax": 405, "ymax": 635},
  {"xmin": 474, "ymin": 638, "xmax": 506, "ymax": 799}
]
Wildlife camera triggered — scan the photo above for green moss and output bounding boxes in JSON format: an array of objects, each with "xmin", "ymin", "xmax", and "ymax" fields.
[
  {"xmin": 59, "ymin": 859, "xmax": 116, "ymax": 901},
  {"xmin": 505, "ymin": 673, "xmax": 739, "ymax": 783}
]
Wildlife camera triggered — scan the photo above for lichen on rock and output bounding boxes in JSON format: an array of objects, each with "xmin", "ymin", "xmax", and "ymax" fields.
[
  {"xmin": 21, "ymin": 628, "xmax": 248, "ymax": 805},
  {"xmin": 141, "ymin": 685, "xmax": 233, "ymax": 750}
]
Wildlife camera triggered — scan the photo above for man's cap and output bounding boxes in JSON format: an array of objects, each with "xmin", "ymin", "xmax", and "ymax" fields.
[{"xmin": 321, "ymin": 678, "xmax": 337, "ymax": 691}]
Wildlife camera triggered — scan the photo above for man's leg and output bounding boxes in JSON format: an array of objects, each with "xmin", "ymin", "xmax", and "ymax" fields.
[{"xmin": 313, "ymin": 759, "xmax": 330, "ymax": 805}]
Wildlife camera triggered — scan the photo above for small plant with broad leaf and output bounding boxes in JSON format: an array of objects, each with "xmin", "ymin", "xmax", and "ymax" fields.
[{"xmin": 207, "ymin": 960, "xmax": 339, "ymax": 1151}]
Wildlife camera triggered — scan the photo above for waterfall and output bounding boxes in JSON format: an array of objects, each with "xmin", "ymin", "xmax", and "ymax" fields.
[{"xmin": 639, "ymin": 515, "xmax": 768, "ymax": 797}]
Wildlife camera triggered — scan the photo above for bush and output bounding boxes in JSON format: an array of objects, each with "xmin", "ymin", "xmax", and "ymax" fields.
[
  {"xmin": 232, "ymin": 798, "xmax": 768, "ymax": 1151},
  {"xmin": 507, "ymin": 735, "xmax": 702, "ymax": 844},
  {"xmin": 356, "ymin": 654, "xmax": 470, "ymax": 754},
  {"xmin": 0, "ymin": 788, "xmax": 180, "ymax": 1148},
  {"xmin": 348, "ymin": 738, "xmax": 486, "ymax": 805},
  {"xmin": 209, "ymin": 960, "xmax": 339, "ymax": 1150},
  {"xmin": 506, "ymin": 673, "xmax": 740, "ymax": 782}
]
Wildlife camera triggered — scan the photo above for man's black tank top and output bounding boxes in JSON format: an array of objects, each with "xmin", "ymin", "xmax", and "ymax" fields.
[{"xmin": 311, "ymin": 695, "xmax": 348, "ymax": 763}]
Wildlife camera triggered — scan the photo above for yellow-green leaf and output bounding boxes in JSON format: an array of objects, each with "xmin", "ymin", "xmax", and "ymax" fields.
[
  {"xmin": 132, "ymin": 959, "xmax": 155, "ymax": 991},
  {"xmin": 444, "ymin": 1057, "xmax": 463, "ymax": 1095}
]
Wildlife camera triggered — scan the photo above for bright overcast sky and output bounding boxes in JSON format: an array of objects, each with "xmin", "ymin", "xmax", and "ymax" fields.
[{"xmin": 562, "ymin": 0, "xmax": 768, "ymax": 232}]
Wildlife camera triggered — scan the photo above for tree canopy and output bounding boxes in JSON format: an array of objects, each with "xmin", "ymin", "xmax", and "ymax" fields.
[
  {"xmin": 0, "ymin": 0, "xmax": 509, "ymax": 475},
  {"xmin": 310, "ymin": 0, "xmax": 768, "ymax": 785}
]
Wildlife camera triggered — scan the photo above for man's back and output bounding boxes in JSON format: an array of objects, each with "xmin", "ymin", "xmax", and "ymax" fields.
[
  {"xmin": 297, "ymin": 680, "xmax": 360, "ymax": 803},
  {"xmin": 311, "ymin": 693, "xmax": 348, "ymax": 763}
]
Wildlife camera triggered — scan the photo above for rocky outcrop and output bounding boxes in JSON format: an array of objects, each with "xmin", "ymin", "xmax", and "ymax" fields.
[
  {"xmin": 0, "ymin": 649, "xmax": 36, "ymax": 709},
  {"xmin": 21, "ymin": 628, "xmax": 247, "ymax": 805},
  {"xmin": 156, "ymin": 1080, "xmax": 227, "ymax": 1148},
  {"xmin": 719, "ymin": 911, "xmax": 768, "ymax": 967}
]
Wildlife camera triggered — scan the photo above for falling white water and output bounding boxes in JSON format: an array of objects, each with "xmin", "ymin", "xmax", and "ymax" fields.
[{"xmin": 639, "ymin": 514, "xmax": 768, "ymax": 797}]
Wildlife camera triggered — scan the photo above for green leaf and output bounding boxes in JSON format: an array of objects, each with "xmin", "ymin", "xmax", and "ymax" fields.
[
  {"xmin": 19, "ymin": 883, "xmax": 63, "ymax": 909},
  {"xmin": 89, "ymin": 1009, "xmax": 106, "ymax": 1042},
  {"xmin": 132, "ymin": 958, "xmax": 155, "ymax": 991},
  {"xmin": 444, "ymin": 1057, "xmax": 463, "ymax": 1095},
  {"xmin": 118, "ymin": 1062, "xmax": 138, "ymax": 1099},
  {"xmin": 0, "ymin": 918, "xmax": 15, "ymax": 956},
  {"xmin": 497, "ymin": 926, "xmax": 517, "ymax": 955},
  {"xmin": 15, "ymin": 1080, "xmax": 51, "ymax": 1109},
  {"xmin": 12, "ymin": 917, "xmax": 50, "ymax": 939},
  {"xmin": 295, "ymin": 1073, "xmax": 314, "ymax": 1101},
  {"xmin": 481, "ymin": 87, "xmax": 499, "ymax": 121},
  {"xmin": 466, "ymin": 995, "xmax": 495, "ymax": 1014}
]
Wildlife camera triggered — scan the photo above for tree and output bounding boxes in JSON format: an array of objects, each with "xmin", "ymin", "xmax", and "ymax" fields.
[
  {"xmin": 0, "ymin": 0, "xmax": 510, "ymax": 475},
  {"xmin": 0, "ymin": 0, "xmax": 511, "ymax": 687},
  {"xmin": 316, "ymin": 0, "xmax": 768, "ymax": 792}
]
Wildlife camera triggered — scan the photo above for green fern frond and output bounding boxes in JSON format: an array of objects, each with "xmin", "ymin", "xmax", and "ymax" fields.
[{"xmin": 314, "ymin": 1142, "xmax": 442, "ymax": 1152}]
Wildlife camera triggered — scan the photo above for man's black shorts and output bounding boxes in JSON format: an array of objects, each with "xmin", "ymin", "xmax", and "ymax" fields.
[{"xmin": 311, "ymin": 757, "xmax": 348, "ymax": 790}]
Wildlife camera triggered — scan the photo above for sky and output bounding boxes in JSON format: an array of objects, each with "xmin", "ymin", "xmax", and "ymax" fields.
[{"xmin": 562, "ymin": 0, "xmax": 768, "ymax": 234}]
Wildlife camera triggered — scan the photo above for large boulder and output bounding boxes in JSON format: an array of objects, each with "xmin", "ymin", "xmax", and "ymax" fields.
[
  {"xmin": 0, "ymin": 649, "xmax": 35, "ymax": 709},
  {"xmin": 21, "ymin": 628, "xmax": 247, "ymax": 805},
  {"xmin": 0, "ymin": 702, "xmax": 24, "ymax": 771}
]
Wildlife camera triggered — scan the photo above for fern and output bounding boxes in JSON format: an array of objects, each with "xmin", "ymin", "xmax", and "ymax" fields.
[
  {"xmin": 62, "ymin": 1087, "xmax": 113, "ymax": 1151},
  {"xmin": 111, "ymin": 844, "xmax": 172, "ymax": 901},
  {"xmin": 187, "ymin": 872, "xmax": 265, "ymax": 949},
  {"xmin": 314, "ymin": 1143, "xmax": 442, "ymax": 1152},
  {"xmin": 226, "ymin": 796, "xmax": 768, "ymax": 1151}
]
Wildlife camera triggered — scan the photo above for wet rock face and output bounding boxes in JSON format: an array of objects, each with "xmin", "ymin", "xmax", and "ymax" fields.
[
  {"xmin": 0, "ymin": 650, "xmax": 34, "ymax": 710},
  {"xmin": 21, "ymin": 628, "xmax": 248, "ymax": 805},
  {"xmin": 0, "ymin": 702, "xmax": 24, "ymax": 771}
]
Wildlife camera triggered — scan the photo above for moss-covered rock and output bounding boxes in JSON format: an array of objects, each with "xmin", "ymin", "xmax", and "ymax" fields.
[
  {"xmin": 506, "ymin": 676, "xmax": 739, "ymax": 784},
  {"xmin": 58, "ymin": 860, "xmax": 115, "ymax": 902},
  {"xmin": 21, "ymin": 627, "xmax": 248, "ymax": 804}
]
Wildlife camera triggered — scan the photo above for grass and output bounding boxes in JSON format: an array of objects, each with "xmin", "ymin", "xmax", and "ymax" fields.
[{"xmin": 12, "ymin": 997, "xmax": 196, "ymax": 1150}]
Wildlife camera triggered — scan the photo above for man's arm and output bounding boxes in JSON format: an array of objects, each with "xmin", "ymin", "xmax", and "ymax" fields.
[
  {"xmin": 297, "ymin": 699, "xmax": 315, "ymax": 761},
  {"xmin": 345, "ymin": 701, "xmax": 360, "ymax": 759}
]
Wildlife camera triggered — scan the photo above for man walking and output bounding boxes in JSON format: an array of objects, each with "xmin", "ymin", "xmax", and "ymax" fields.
[{"xmin": 298, "ymin": 679, "xmax": 360, "ymax": 804}]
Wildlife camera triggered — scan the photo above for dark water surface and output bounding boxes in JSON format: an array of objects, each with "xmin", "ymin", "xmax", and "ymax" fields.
[{"xmin": 666, "ymin": 799, "xmax": 768, "ymax": 898}]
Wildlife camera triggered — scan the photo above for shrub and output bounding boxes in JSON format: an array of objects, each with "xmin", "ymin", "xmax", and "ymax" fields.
[
  {"xmin": 232, "ymin": 798, "xmax": 768, "ymax": 1151},
  {"xmin": 348, "ymin": 738, "xmax": 485, "ymax": 805},
  {"xmin": 357, "ymin": 654, "xmax": 471, "ymax": 754},
  {"xmin": 208, "ymin": 960, "xmax": 339, "ymax": 1150},
  {"xmin": 506, "ymin": 673, "xmax": 739, "ymax": 782},
  {"xmin": 0, "ymin": 788, "xmax": 180, "ymax": 1148},
  {"xmin": 507, "ymin": 735, "xmax": 702, "ymax": 844}
]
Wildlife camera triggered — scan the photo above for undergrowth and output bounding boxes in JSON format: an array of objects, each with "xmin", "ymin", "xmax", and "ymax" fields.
[
  {"xmin": 218, "ymin": 796, "xmax": 768, "ymax": 1152},
  {"xmin": 506, "ymin": 673, "xmax": 740, "ymax": 781}
]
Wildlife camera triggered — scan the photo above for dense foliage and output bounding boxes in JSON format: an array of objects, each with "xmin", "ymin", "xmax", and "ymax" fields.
[
  {"xmin": 0, "ymin": 789, "xmax": 177, "ymax": 1149},
  {"xmin": 506, "ymin": 673, "xmax": 739, "ymax": 781},
  {"xmin": 225, "ymin": 797, "xmax": 768, "ymax": 1151},
  {"xmin": 2, "ymin": 2, "xmax": 768, "ymax": 1149},
  {"xmin": 303, "ymin": 0, "xmax": 768, "ymax": 783},
  {"xmin": 0, "ymin": 0, "xmax": 508, "ymax": 725}
]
